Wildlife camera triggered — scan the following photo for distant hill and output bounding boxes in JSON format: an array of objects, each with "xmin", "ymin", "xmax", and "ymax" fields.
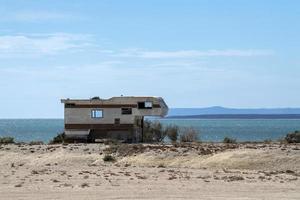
[
  {"xmin": 166, "ymin": 114, "xmax": 300, "ymax": 119},
  {"xmin": 168, "ymin": 106, "xmax": 300, "ymax": 117}
]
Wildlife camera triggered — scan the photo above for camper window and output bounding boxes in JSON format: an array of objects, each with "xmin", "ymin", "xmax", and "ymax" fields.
[
  {"xmin": 65, "ymin": 103, "xmax": 75, "ymax": 108},
  {"xmin": 145, "ymin": 101, "xmax": 152, "ymax": 108},
  {"xmin": 138, "ymin": 101, "xmax": 153, "ymax": 109},
  {"xmin": 114, "ymin": 118, "xmax": 120, "ymax": 124},
  {"xmin": 91, "ymin": 109, "xmax": 103, "ymax": 118},
  {"xmin": 122, "ymin": 108, "xmax": 132, "ymax": 115}
]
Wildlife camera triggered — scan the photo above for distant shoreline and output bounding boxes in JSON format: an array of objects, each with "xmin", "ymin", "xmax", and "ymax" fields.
[{"xmin": 166, "ymin": 114, "xmax": 300, "ymax": 119}]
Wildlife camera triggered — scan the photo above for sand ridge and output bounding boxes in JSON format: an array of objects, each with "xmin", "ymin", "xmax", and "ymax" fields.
[{"xmin": 0, "ymin": 143, "xmax": 299, "ymax": 199}]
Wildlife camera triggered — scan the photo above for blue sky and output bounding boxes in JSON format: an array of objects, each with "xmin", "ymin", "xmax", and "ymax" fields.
[{"xmin": 0, "ymin": 0, "xmax": 300, "ymax": 118}]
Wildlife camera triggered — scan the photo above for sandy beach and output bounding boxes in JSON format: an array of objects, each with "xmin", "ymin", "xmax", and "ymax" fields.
[{"xmin": 0, "ymin": 142, "xmax": 299, "ymax": 200}]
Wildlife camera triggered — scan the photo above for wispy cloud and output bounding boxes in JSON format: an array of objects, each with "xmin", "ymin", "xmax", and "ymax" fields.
[
  {"xmin": 0, "ymin": 32, "xmax": 274, "ymax": 60},
  {"xmin": 2, "ymin": 11, "xmax": 80, "ymax": 22},
  {"xmin": 116, "ymin": 49, "xmax": 274, "ymax": 58},
  {"xmin": 0, "ymin": 33, "xmax": 94, "ymax": 57}
]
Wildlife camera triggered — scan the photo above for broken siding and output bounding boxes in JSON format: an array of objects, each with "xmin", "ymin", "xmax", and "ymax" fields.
[{"xmin": 61, "ymin": 96, "xmax": 168, "ymax": 142}]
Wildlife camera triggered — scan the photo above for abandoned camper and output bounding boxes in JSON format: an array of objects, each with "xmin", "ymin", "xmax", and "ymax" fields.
[{"xmin": 61, "ymin": 96, "xmax": 168, "ymax": 142}]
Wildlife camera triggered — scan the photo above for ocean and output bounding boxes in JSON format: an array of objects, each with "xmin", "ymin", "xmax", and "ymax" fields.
[{"xmin": 0, "ymin": 119, "xmax": 300, "ymax": 143}]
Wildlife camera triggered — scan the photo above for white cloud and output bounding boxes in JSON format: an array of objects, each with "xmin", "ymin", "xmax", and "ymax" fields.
[
  {"xmin": 0, "ymin": 32, "xmax": 274, "ymax": 60},
  {"xmin": 116, "ymin": 49, "xmax": 274, "ymax": 58},
  {"xmin": 0, "ymin": 33, "xmax": 94, "ymax": 56}
]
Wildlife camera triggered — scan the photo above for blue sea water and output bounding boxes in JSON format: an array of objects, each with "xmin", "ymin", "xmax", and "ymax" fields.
[
  {"xmin": 159, "ymin": 119, "xmax": 300, "ymax": 142},
  {"xmin": 0, "ymin": 119, "xmax": 64, "ymax": 142},
  {"xmin": 0, "ymin": 119, "xmax": 299, "ymax": 143}
]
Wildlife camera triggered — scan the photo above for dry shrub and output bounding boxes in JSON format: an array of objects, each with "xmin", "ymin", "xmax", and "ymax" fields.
[
  {"xmin": 104, "ymin": 144, "xmax": 120, "ymax": 154},
  {"xmin": 103, "ymin": 154, "xmax": 116, "ymax": 162},
  {"xmin": 285, "ymin": 131, "xmax": 300, "ymax": 143},
  {"xmin": 105, "ymin": 143, "xmax": 145, "ymax": 157},
  {"xmin": 117, "ymin": 144, "xmax": 145, "ymax": 156},
  {"xmin": 223, "ymin": 137, "xmax": 237, "ymax": 144},
  {"xmin": 158, "ymin": 163, "xmax": 166, "ymax": 168},
  {"xmin": 165, "ymin": 125, "xmax": 179, "ymax": 142},
  {"xmin": 263, "ymin": 139, "xmax": 272, "ymax": 144},
  {"xmin": 143, "ymin": 120, "xmax": 166, "ymax": 143},
  {"xmin": 103, "ymin": 139, "xmax": 121, "ymax": 145},
  {"xmin": 49, "ymin": 132, "xmax": 65, "ymax": 144},
  {"xmin": 0, "ymin": 136, "xmax": 14, "ymax": 144},
  {"xmin": 80, "ymin": 183, "xmax": 89, "ymax": 188},
  {"xmin": 151, "ymin": 121, "xmax": 166, "ymax": 142},
  {"xmin": 29, "ymin": 141, "xmax": 44, "ymax": 145},
  {"xmin": 179, "ymin": 128, "xmax": 199, "ymax": 143}
]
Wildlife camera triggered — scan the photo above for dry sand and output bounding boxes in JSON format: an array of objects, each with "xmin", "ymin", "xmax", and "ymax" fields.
[{"xmin": 0, "ymin": 143, "xmax": 299, "ymax": 200}]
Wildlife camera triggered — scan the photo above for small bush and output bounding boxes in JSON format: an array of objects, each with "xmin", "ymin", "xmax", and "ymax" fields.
[
  {"xmin": 263, "ymin": 139, "xmax": 272, "ymax": 144},
  {"xmin": 103, "ymin": 154, "xmax": 116, "ymax": 162},
  {"xmin": 143, "ymin": 120, "xmax": 166, "ymax": 143},
  {"xmin": 49, "ymin": 132, "xmax": 65, "ymax": 144},
  {"xmin": 103, "ymin": 139, "xmax": 120, "ymax": 145},
  {"xmin": 29, "ymin": 141, "xmax": 44, "ymax": 145},
  {"xmin": 223, "ymin": 137, "xmax": 237, "ymax": 144},
  {"xmin": 104, "ymin": 143, "xmax": 121, "ymax": 154},
  {"xmin": 0, "ymin": 136, "xmax": 14, "ymax": 144},
  {"xmin": 165, "ymin": 125, "xmax": 179, "ymax": 142},
  {"xmin": 142, "ymin": 120, "xmax": 153, "ymax": 142},
  {"xmin": 158, "ymin": 163, "xmax": 166, "ymax": 168},
  {"xmin": 179, "ymin": 128, "xmax": 199, "ymax": 143},
  {"xmin": 285, "ymin": 131, "xmax": 300, "ymax": 143},
  {"xmin": 277, "ymin": 138, "xmax": 288, "ymax": 144},
  {"xmin": 151, "ymin": 121, "xmax": 166, "ymax": 142},
  {"xmin": 80, "ymin": 183, "xmax": 89, "ymax": 188}
]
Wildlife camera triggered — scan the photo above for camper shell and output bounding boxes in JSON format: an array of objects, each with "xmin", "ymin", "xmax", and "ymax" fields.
[{"xmin": 61, "ymin": 96, "xmax": 168, "ymax": 142}]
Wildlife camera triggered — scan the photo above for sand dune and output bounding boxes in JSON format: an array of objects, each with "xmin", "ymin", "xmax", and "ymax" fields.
[{"xmin": 0, "ymin": 143, "xmax": 299, "ymax": 199}]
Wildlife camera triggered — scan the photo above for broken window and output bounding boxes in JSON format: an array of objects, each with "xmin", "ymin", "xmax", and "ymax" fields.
[
  {"xmin": 138, "ymin": 101, "xmax": 153, "ymax": 109},
  {"xmin": 65, "ymin": 103, "xmax": 76, "ymax": 108},
  {"xmin": 91, "ymin": 109, "xmax": 103, "ymax": 118},
  {"xmin": 145, "ymin": 101, "xmax": 152, "ymax": 108},
  {"xmin": 122, "ymin": 108, "xmax": 132, "ymax": 115},
  {"xmin": 114, "ymin": 118, "xmax": 120, "ymax": 124}
]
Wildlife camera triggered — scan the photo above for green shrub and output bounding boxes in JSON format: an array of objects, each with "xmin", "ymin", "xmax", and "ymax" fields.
[
  {"xmin": 103, "ymin": 154, "xmax": 116, "ymax": 162},
  {"xmin": 0, "ymin": 136, "xmax": 14, "ymax": 144},
  {"xmin": 165, "ymin": 125, "xmax": 179, "ymax": 142},
  {"xmin": 179, "ymin": 128, "xmax": 199, "ymax": 143},
  {"xmin": 223, "ymin": 137, "xmax": 237, "ymax": 144},
  {"xmin": 285, "ymin": 131, "xmax": 300, "ymax": 143},
  {"xmin": 49, "ymin": 132, "xmax": 65, "ymax": 144}
]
